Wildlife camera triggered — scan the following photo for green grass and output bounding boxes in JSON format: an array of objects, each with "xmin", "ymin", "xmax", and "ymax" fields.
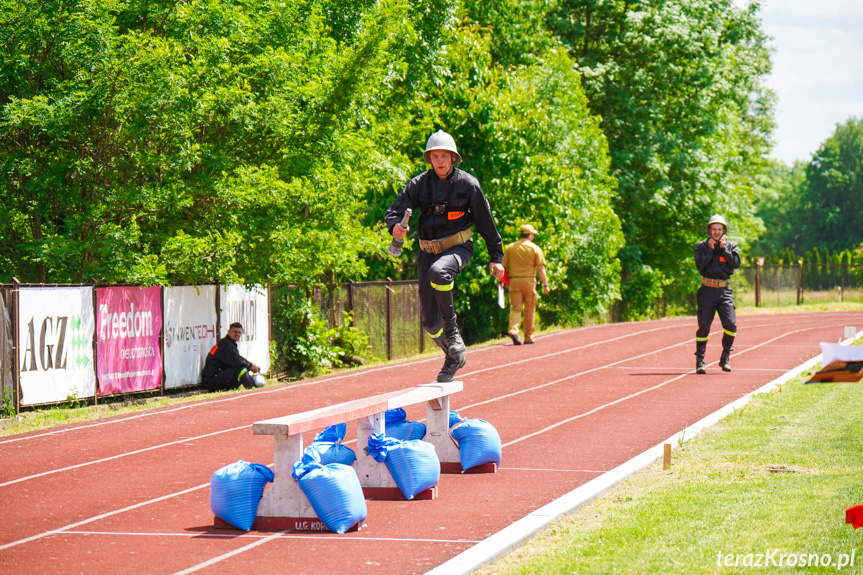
[{"xmin": 479, "ymin": 357, "xmax": 863, "ymax": 574}]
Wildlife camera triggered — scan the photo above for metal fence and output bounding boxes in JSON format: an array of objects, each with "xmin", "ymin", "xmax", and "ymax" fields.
[
  {"xmin": 732, "ymin": 263, "xmax": 863, "ymax": 307},
  {"xmin": 310, "ymin": 280, "xmax": 432, "ymax": 361},
  {"xmin": 305, "ymin": 265, "xmax": 863, "ymax": 361}
]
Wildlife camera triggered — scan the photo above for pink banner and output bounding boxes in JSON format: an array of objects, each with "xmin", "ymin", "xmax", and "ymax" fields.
[{"xmin": 96, "ymin": 286, "xmax": 163, "ymax": 395}]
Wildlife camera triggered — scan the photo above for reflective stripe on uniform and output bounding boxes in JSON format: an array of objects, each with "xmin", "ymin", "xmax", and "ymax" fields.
[
  {"xmin": 238, "ymin": 367, "xmax": 248, "ymax": 382},
  {"xmin": 724, "ymin": 329, "xmax": 736, "ymax": 337},
  {"xmin": 696, "ymin": 336, "xmax": 709, "ymax": 342},
  {"xmin": 428, "ymin": 327, "xmax": 443, "ymax": 337},
  {"xmin": 431, "ymin": 281, "xmax": 454, "ymax": 291}
]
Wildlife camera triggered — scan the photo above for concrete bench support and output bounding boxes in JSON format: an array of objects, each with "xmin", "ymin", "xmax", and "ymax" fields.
[{"xmin": 231, "ymin": 381, "xmax": 463, "ymax": 530}]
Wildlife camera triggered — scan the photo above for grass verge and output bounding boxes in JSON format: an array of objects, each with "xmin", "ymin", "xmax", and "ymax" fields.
[{"xmin": 479, "ymin": 349, "xmax": 863, "ymax": 574}]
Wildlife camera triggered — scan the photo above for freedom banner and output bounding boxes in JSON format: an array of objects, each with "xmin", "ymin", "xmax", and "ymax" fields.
[
  {"xmin": 219, "ymin": 285, "xmax": 270, "ymax": 373},
  {"xmin": 96, "ymin": 286, "xmax": 163, "ymax": 395},
  {"xmin": 163, "ymin": 285, "xmax": 217, "ymax": 389},
  {"xmin": 18, "ymin": 287, "xmax": 96, "ymax": 406}
]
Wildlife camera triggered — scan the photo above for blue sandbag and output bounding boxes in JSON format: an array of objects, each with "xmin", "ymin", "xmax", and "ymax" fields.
[
  {"xmin": 384, "ymin": 408, "xmax": 425, "ymax": 440},
  {"xmin": 368, "ymin": 433, "xmax": 440, "ymax": 500},
  {"xmin": 314, "ymin": 423, "xmax": 347, "ymax": 443},
  {"xmin": 385, "ymin": 408, "xmax": 407, "ymax": 424},
  {"xmin": 449, "ymin": 410, "xmax": 463, "ymax": 428},
  {"xmin": 386, "ymin": 420, "xmax": 427, "ymax": 441},
  {"xmin": 304, "ymin": 441, "xmax": 356, "ymax": 466},
  {"xmin": 450, "ymin": 419, "xmax": 502, "ymax": 471},
  {"xmin": 293, "ymin": 453, "xmax": 367, "ymax": 534},
  {"xmin": 210, "ymin": 460, "xmax": 274, "ymax": 531}
]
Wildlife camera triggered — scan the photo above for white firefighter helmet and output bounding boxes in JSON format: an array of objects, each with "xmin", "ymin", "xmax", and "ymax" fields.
[
  {"xmin": 707, "ymin": 214, "xmax": 728, "ymax": 234},
  {"xmin": 423, "ymin": 130, "xmax": 462, "ymax": 165}
]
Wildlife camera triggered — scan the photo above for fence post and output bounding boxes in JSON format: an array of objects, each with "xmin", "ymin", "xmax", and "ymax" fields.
[
  {"xmin": 385, "ymin": 278, "xmax": 392, "ymax": 360},
  {"xmin": 755, "ymin": 258, "xmax": 764, "ymax": 308},
  {"xmin": 11, "ymin": 277, "xmax": 20, "ymax": 415},
  {"xmin": 89, "ymin": 279, "xmax": 99, "ymax": 405},
  {"xmin": 159, "ymin": 286, "xmax": 165, "ymax": 396},
  {"xmin": 840, "ymin": 265, "xmax": 846, "ymax": 302},
  {"xmin": 796, "ymin": 260, "xmax": 804, "ymax": 305},
  {"xmin": 346, "ymin": 281, "xmax": 354, "ymax": 326}
]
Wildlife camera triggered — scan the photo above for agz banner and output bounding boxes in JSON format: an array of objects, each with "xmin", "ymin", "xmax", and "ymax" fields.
[
  {"xmin": 18, "ymin": 287, "xmax": 96, "ymax": 406},
  {"xmin": 96, "ymin": 286, "xmax": 163, "ymax": 395}
]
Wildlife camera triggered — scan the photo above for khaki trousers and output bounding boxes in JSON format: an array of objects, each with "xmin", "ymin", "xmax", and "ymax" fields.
[{"xmin": 508, "ymin": 277, "xmax": 538, "ymax": 342}]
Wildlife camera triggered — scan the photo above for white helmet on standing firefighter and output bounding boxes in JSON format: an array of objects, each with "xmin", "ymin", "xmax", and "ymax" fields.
[
  {"xmin": 707, "ymin": 214, "xmax": 727, "ymax": 235},
  {"xmin": 423, "ymin": 130, "xmax": 462, "ymax": 165}
]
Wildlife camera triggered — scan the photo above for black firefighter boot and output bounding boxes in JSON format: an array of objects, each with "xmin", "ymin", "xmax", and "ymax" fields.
[
  {"xmin": 696, "ymin": 356, "xmax": 706, "ymax": 375},
  {"xmin": 437, "ymin": 316, "xmax": 466, "ymax": 382},
  {"xmin": 719, "ymin": 350, "xmax": 731, "ymax": 372}
]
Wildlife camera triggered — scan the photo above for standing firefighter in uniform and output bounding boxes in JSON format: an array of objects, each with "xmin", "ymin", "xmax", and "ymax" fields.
[
  {"xmin": 503, "ymin": 224, "xmax": 550, "ymax": 345},
  {"xmin": 694, "ymin": 215, "xmax": 741, "ymax": 374},
  {"xmin": 386, "ymin": 130, "xmax": 505, "ymax": 382}
]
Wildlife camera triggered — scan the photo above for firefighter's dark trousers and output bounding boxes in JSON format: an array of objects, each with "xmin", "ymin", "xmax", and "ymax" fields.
[
  {"xmin": 203, "ymin": 366, "xmax": 254, "ymax": 392},
  {"xmin": 418, "ymin": 244, "xmax": 472, "ymax": 341},
  {"xmin": 695, "ymin": 285, "xmax": 736, "ymax": 358}
]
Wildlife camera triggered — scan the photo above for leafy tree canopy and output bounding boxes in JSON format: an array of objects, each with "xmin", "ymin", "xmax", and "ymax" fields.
[
  {"xmin": 0, "ymin": 0, "xmax": 438, "ymax": 287},
  {"xmin": 546, "ymin": 0, "xmax": 774, "ymax": 318}
]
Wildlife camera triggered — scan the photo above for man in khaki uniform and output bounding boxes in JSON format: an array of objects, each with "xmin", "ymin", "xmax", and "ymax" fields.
[{"xmin": 503, "ymin": 224, "xmax": 549, "ymax": 345}]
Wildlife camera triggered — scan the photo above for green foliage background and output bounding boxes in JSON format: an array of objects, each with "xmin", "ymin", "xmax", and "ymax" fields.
[
  {"xmin": 753, "ymin": 116, "xmax": 863, "ymax": 258},
  {"xmin": 1, "ymin": 0, "xmax": 785, "ymax": 349}
]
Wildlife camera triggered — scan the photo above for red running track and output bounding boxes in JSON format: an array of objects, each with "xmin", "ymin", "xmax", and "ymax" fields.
[{"xmin": 0, "ymin": 311, "xmax": 859, "ymax": 574}]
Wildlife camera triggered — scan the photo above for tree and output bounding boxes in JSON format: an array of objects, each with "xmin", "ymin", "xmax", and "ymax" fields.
[
  {"xmin": 546, "ymin": 0, "xmax": 774, "ymax": 318},
  {"xmin": 800, "ymin": 116, "xmax": 863, "ymax": 252},
  {"xmin": 362, "ymin": 19, "xmax": 623, "ymax": 343},
  {"xmin": 0, "ymin": 0, "xmax": 424, "ymax": 287},
  {"xmin": 750, "ymin": 158, "xmax": 807, "ymax": 256}
]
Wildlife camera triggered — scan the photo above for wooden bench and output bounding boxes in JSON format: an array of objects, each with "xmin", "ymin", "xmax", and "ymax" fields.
[{"xmin": 228, "ymin": 381, "xmax": 464, "ymax": 531}]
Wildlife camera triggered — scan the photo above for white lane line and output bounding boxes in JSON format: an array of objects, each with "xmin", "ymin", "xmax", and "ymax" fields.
[
  {"xmin": 499, "ymin": 468, "xmax": 609, "ymax": 473},
  {"xmin": 172, "ymin": 530, "xmax": 290, "ymax": 575},
  {"xmin": 733, "ymin": 344, "xmax": 821, "ymax": 348},
  {"xmin": 499, "ymin": 325, "xmax": 829, "ymax": 449},
  {"xmin": 0, "ymin": 483, "xmax": 210, "ymax": 552},
  {"xmin": 0, "ymin": 425, "xmax": 247, "ymax": 488},
  {"xmin": 423, "ymin": 331, "xmax": 862, "ymax": 575},
  {"xmin": 0, "ymin": 321, "xmax": 844, "ymax": 555},
  {"xmin": 459, "ymin": 317, "xmax": 839, "ymax": 414},
  {"xmin": 1, "ymin": 313, "xmax": 839, "ymax": 446},
  {"xmin": 459, "ymin": 337, "xmax": 693, "ymax": 412},
  {"xmin": 0, "ymin": 324, "xmax": 683, "ymax": 445},
  {"xmin": 0, "ymin": 360, "xmax": 439, "ymax": 445},
  {"xmin": 608, "ymin": 366, "xmax": 787, "ymax": 371},
  {"xmin": 460, "ymin": 323, "xmax": 689, "ymax": 378},
  {"xmin": 60, "ymin": 530, "xmax": 481, "ymax": 544},
  {"xmin": 0, "ymin": 317, "xmax": 830, "ymax": 489}
]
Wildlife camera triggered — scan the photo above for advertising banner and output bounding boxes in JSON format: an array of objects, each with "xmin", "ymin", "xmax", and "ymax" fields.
[
  {"xmin": 219, "ymin": 285, "xmax": 270, "ymax": 372},
  {"xmin": 163, "ymin": 285, "xmax": 217, "ymax": 389},
  {"xmin": 96, "ymin": 286, "xmax": 163, "ymax": 395},
  {"xmin": 18, "ymin": 287, "xmax": 96, "ymax": 406}
]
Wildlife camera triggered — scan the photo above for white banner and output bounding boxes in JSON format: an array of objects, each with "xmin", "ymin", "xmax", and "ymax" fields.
[
  {"xmin": 18, "ymin": 287, "xmax": 96, "ymax": 406},
  {"xmin": 219, "ymin": 285, "xmax": 270, "ymax": 372},
  {"xmin": 163, "ymin": 285, "xmax": 218, "ymax": 389}
]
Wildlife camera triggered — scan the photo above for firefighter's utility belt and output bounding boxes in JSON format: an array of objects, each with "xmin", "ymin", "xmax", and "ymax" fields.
[
  {"xmin": 701, "ymin": 277, "xmax": 729, "ymax": 288},
  {"xmin": 419, "ymin": 229, "xmax": 472, "ymax": 255}
]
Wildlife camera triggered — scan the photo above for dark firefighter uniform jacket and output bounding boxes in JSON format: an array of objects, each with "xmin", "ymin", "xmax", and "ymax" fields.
[
  {"xmin": 385, "ymin": 168, "xmax": 504, "ymax": 263},
  {"xmin": 202, "ymin": 336, "xmax": 252, "ymax": 380},
  {"xmin": 695, "ymin": 238, "xmax": 741, "ymax": 280}
]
